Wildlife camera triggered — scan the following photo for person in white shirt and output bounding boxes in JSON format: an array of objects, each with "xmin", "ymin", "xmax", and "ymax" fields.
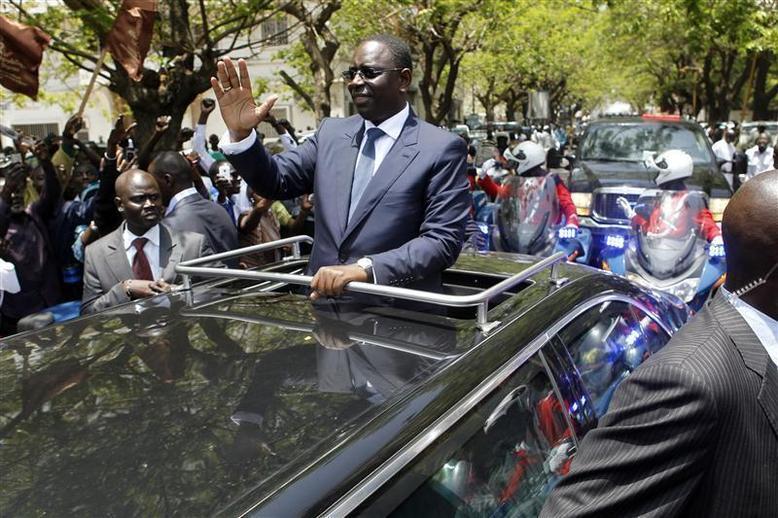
[
  {"xmin": 745, "ymin": 133, "xmax": 774, "ymax": 179},
  {"xmin": 711, "ymin": 128, "xmax": 736, "ymax": 188}
]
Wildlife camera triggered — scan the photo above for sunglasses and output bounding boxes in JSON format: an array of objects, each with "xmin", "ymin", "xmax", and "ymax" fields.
[{"xmin": 341, "ymin": 66, "xmax": 404, "ymax": 81}]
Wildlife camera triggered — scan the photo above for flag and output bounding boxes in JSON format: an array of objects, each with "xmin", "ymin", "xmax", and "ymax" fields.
[
  {"xmin": 0, "ymin": 15, "xmax": 51, "ymax": 100},
  {"xmin": 105, "ymin": 0, "xmax": 157, "ymax": 81}
]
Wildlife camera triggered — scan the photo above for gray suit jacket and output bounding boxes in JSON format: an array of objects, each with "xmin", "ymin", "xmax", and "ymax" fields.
[
  {"xmin": 81, "ymin": 223, "xmax": 213, "ymax": 314},
  {"xmin": 541, "ymin": 292, "xmax": 778, "ymax": 517},
  {"xmin": 163, "ymin": 192, "xmax": 238, "ymax": 255}
]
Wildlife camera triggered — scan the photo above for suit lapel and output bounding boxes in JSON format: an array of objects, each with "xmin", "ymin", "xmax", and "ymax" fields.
[
  {"xmin": 709, "ymin": 293, "xmax": 778, "ymax": 440},
  {"xmin": 334, "ymin": 120, "xmax": 364, "ymax": 237},
  {"xmin": 341, "ymin": 114, "xmax": 420, "ymax": 245},
  {"xmin": 159, "ymin": 225, "xmax": 182, "ymax": 282},
  {"xmin": 105, "ymin": 226, "xmax": 133, "ymax": 284}
]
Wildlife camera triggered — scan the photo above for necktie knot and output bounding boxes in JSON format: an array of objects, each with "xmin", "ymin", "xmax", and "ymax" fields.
[{"xmin": 132, "ymin": 237, "xmax": 148, "ymax": 252}]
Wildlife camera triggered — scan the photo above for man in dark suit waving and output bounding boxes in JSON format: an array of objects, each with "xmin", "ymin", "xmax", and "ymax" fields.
[
  {"xmin": 541, "ymin": 171, "xmax": 778, "ymax": 517},
  {"xmin": 212, "ymin": 35, "xmax": 470, "ymax": 300}
]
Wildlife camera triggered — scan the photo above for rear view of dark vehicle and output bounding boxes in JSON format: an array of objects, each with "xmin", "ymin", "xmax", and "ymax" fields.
[{"xmin": 568, "ymin": 116, "xmax": 732, "ymax": 266}]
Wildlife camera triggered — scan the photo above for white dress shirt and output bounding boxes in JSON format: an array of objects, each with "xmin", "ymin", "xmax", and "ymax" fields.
[
  {"xmin": 722, "ymin": 287, "xmax": 778, "ymax": 367},
  {"xmin": 355, "ymin": 102, "xmax": 409, "ymax": 177},
  {"xmin": 745, "ymin": 145, "xmax": 775, "ymax": 179},
  {"xmin": 194, "ymin": 124, "xmax": 215, "ymax": 173},
  {"xmin": 165, "ymin": 186, "xmax": 200, "ymax": 216},
  {"xmin": 123, "ymin": 223, "xmax": 163, "ymax": 281},
  {"xmin": 711, "ymin": 138, "xmax": 735, "ymax": 173}
]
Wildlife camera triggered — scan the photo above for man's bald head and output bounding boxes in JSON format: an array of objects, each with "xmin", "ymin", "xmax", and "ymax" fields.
[
  {"xmin": 114, "ymin": 169, "xmax": 163, "ymax": 235},
  {"xmin": 722, "ymin": 170, "xmax": 778, "ymax": 316},
  {"xmin": 148, "ymin": 151, "xmax": 195, "ymax": 204}
]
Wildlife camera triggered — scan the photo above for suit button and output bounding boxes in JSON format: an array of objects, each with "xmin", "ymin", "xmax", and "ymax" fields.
[{"xmin": 338, "ymin": 255, "xmax": 346, "ymax": 263}]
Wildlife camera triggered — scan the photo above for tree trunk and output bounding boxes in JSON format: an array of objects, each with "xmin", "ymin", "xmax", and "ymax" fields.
[{"xmin": 751, "ymin": 50, "xmax": 776, "ymax": 120}]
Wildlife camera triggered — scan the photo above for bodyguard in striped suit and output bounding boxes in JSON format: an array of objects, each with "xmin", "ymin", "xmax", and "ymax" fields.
[{"xmin": 541, "ymin": 171, "xmax": 778, "ymax": 517}]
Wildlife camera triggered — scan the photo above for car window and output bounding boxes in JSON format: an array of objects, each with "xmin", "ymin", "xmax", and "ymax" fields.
[
  {"xmin": 556, "ymin": 301, "xmax": 671, "ymax": 418},
  {"xmin": 580, "ymin": 122, "xmax": 712, "ymax": 163},
  {"xmin": 353, "ymin": 348, "xmax": 575, "ymax": 517}
]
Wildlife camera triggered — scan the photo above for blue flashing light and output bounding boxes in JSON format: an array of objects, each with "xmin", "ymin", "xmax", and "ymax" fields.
[{"xmin": 605, "ymin": 234, "xmax": 625, "ymax": 249}]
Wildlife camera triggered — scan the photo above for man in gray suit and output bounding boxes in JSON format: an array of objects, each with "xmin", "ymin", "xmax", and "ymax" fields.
[
  {"xmin": 81, "ymin": 170, "xmax": 214, "ymax": 314},
  {"xmin": 541, "ymin": 171, "xmax": 778, "ymax": 517},
  {"xmin": 212, "ymin": 35, "xmax": 469, "ymax": 302},
  {"xmin": 148, "ymin": 151, "xmax": 238, "ymax": 255}
]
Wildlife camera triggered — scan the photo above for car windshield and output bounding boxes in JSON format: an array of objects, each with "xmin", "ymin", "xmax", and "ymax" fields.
[{"xmin": 581, "ymin": 122, "xmax": 712, "ymax": 164}]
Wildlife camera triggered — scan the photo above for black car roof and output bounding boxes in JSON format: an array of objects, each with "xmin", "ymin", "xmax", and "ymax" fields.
[{"xmin": 0, "ymin": 254, "xmax": 666, "ymax": 516}]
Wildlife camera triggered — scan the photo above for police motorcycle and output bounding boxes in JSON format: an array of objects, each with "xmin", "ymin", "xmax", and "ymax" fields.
[
  {"xmin": 493, "ymin": 142, "xmax": 591, "ymax": 262},
  {"xmin": 604, "ymin": 150, "xmax": 726, "ymax": 310}
]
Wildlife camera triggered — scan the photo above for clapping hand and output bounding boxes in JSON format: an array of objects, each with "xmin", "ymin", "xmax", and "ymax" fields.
[{"xmin": 211, "ymin": 57, "xmax": 278, "ymax": 142}]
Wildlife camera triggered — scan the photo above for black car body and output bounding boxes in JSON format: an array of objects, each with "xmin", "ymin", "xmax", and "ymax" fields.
[
  {"xmin": 0, "ymin": 244, "xmax": 690, "ymax": 516},
  {"xmin": 569, "ymin": 116, "xmax": 732, "ymax": 264}
]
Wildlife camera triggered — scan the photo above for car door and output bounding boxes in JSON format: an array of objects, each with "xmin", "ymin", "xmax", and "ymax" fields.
[
  {"xmin": 551, "ymin": 299, "xmax": 672, "ymax": 421},
  {"xmin": 346, "ymin": 343, "xmax": 589, "ymax": 517}
]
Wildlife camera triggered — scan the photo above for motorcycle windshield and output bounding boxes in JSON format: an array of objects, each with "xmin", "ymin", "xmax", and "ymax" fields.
[
  {"xmin": 633, "ymin": 190, "xmax": 709, "ymax": 280},
  {"xmin": 497, "ymin": 175, "xmax": 560, "ymax": 255}
]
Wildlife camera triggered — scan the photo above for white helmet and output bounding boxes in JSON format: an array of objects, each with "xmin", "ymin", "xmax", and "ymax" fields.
[
  {"xmin": 504, "ymin": 141, "xmax": 545, "ymax": 175},
  {"xmin": 646, "ymin": 149, "xmax": 693, "ymax": 186}
]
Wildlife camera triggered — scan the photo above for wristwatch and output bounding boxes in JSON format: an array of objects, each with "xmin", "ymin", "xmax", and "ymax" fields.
[{"xmin": 356, "ymin": 257, "xmax": 374, "ymax": 282}]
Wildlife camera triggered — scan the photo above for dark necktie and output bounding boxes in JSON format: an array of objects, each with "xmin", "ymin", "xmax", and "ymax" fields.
[
  {"xmin": 349, "ymin": 127, "xmax": 384, "ymax": 222},
  {"xmin": 132, "ymin": 237, "xmax": 153, "ymax": 281}
]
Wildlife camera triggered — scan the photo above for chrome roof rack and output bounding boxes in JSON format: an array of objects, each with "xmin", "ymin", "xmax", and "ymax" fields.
[{"xmin": 176, "ymin": 236, "xmax": 567, "ymax": 333}]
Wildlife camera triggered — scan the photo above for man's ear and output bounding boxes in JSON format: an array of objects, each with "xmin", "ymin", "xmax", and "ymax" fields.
[
  {"xmin": 115, "ymin": 196, "xmax": 123, "ymax": 212},
  {"xmin": 399, "ymin": 69, "xmax": 412, "ymax": 93}
]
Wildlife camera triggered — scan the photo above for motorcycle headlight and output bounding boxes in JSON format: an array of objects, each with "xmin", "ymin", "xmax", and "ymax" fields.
[
  {"xmin": 571, "ymin": 192, "xmax": 592, "ymax": 217},
  {"xmin": 709, "ymin": 198, "xmax": 729, "ymax": 223}
]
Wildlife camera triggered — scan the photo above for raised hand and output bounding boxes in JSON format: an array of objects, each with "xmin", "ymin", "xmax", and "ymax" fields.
[
  {"xmin": 210, "ymin": 57, "xmax": 277, "ymax": 142},
  {"xmin": 155, "ymin": 115, "xmax": 172, "ymax": 134},
  {"xmin": 106, "ymin": 115, "xmax": 137, "ymax": 157},
  {"xmin": 63, "ymin": 114, "xmax": 84, "ymax": 138}
]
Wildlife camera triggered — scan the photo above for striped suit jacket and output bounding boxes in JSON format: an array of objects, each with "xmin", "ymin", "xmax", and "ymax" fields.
[{"xmin": 541, "ymin": 292, "xmax": 778, "ymax": 517}]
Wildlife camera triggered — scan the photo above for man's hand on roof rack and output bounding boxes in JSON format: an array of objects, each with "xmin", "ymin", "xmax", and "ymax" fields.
[{"xmin": 309, "ymin": 264, "xmax": 369, "ymax": 301}]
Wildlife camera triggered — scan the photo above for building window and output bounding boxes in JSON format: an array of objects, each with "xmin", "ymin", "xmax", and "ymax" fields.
[
  {"xmin": 12, "ymin": 123, "xmax": 60, "ymax": 140},
  {"xmin": 261, "ymin": 16, "xmax": 288, "ymax": 46}
]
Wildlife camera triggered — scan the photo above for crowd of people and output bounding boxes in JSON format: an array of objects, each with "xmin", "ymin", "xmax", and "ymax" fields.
[{"xmin": 0, "ymin": 100, "xmax": 314, "ymax": 336}]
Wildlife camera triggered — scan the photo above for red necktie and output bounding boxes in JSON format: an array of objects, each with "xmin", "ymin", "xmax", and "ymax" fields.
[{"xmin": 132, "ymin": 238, "xmax": 153, "ymax": 281}]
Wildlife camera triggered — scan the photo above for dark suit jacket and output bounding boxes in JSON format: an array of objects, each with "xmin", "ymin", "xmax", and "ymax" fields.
[
  {"xmin": 163, "ymin": 192, "xmax": 238, "ymax": 255},
  {"xmin": 541, "ymin": 293, "xmax": 778, "ymax": 517},
  {"xmin": 81, "ymin": 223, "xmax": 214, "ymax": 314},
  {"xmin": 227, "ymin": 111, "xmax": 470, "ymax": 292}
]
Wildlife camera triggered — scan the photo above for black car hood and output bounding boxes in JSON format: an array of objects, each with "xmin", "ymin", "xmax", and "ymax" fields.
[{"xmin": 570, "ymin": 160, "xmax": 657, "ymax": 191}]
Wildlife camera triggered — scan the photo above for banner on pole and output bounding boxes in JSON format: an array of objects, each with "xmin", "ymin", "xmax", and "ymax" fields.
[
  {"xmin": 0, "ymin": 15, "xmax": 51, "ymax": 100},
  {"xmin": 105, "ymin": 0, "xmax": 157, "ymax": 81},
  {"xmin": 528, "ymin": 90, "xmax": 550, "ymax": 120}
]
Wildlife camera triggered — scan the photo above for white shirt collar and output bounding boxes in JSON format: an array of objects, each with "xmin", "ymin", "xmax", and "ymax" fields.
[
  {"xmin": 721, "ymin": 287, "xmax": 778, "ymax": 366},
  {"xmin": 165, "ymin": 186, "xmax": 200, "ymax": 215},
  {"xmin": 363, "ymin": 102, "xmax": 409, "ymax": 141},
  {"xmin": 123, "ymin": 223, "xmax": 161, "ymax": 250}
]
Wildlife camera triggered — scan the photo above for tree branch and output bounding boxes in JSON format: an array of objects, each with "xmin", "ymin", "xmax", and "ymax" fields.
[{"xmin": 278, "ymin": 69, "xmax": 315, "ymax": 112}]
